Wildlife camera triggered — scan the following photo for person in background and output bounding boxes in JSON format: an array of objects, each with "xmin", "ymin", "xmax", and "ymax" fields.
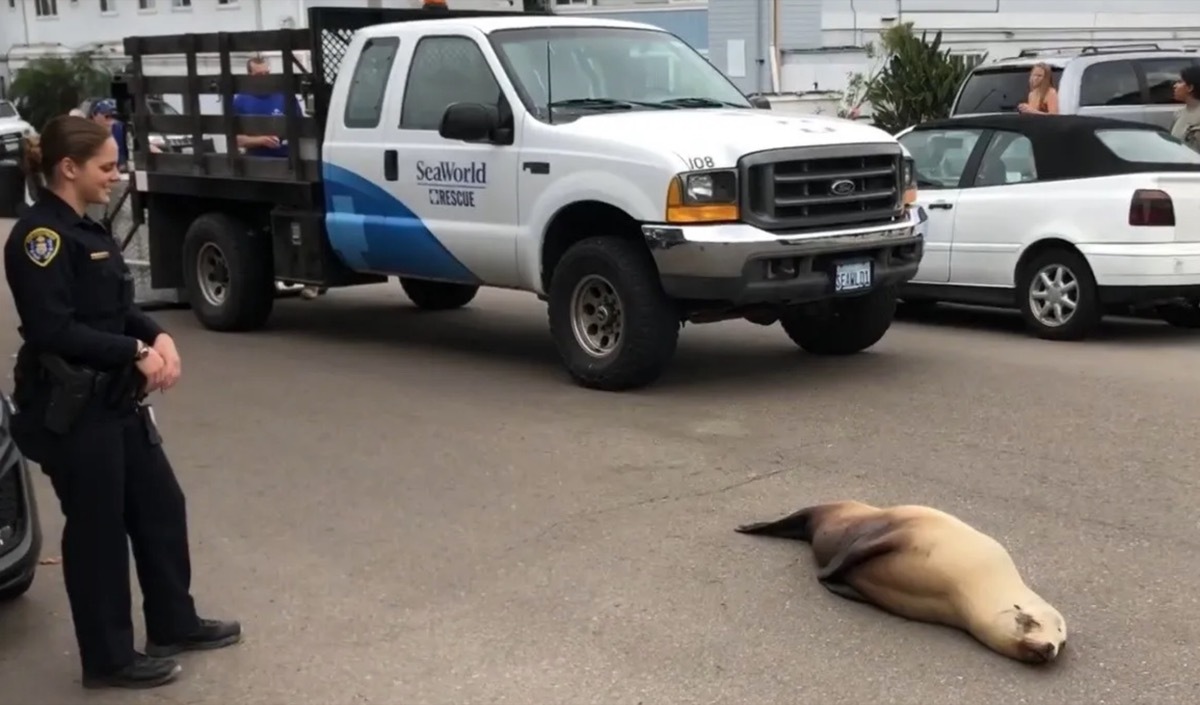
[
  {"xmin": 1017, "ymin": 62, "xmax": 1059, "ymax": 115},
  {"xmin": 1171, "ymin": 64, "xmax": 1200, "ymax": 152},
  {"xmin": 233, "ymin": 56, "xmax": 324, "ymax": 299},
  {"xmin": 87, "ymin": 100, "xmax": 129, "ymax": 170},
  {"xmin": 232, "ymin": 55, "xmax": 304, "ymax": 158},
  {"xmin": 6, "ymin": 115, "xmax": 241, "ymax": 691}
]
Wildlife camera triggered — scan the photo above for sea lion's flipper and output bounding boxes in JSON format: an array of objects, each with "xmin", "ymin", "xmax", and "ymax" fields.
[
  {"xmin": 817, "ymin": 578, "xmax": 870, "ymax": 603},
  {"xmin": 734, "ymin": 506, "xmax": 818, "ymax": 542},
  {"xmin": 815, "ymin": 520, "xmax": 900, "ymax": 585}
]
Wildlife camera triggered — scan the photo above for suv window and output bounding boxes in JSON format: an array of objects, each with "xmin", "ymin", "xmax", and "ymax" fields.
[
  {"xmin": 400, "ymin": 36, "xmax": 503, "ymax": 131},
  {"xmin": 1137, "ymin": 57, "xmax": 1200, "ymax": 105},
  {"xmin": 344, "ymin": 36, "xmax": 400, "ymax": 129},
  {"xmin": 1079, "ymin": 60, "xmax": 1142, "ymax": 107},
  {"xmin": 1095, "ymin": 128, "xmax": 1200, "ymax": 164},
  {"xmin": 954, "ymin": 66, "xmax": 1062, "ymax": 114},
  {"xmin": 898, "ymin": 128, "xmax": 985, "ymax": 188},
  {"xmin": 0, "ymin": 101, "xmax": 16, "ymax": 119},
  {"xmin": 972, "ymin": 131, "xmax": 1037, "ymax": 187}
]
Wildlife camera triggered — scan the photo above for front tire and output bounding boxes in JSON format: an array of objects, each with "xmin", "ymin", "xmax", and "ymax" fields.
[
  {"xmin": 547, "ymin": 236, "xmax": 680, "ymax": 391},
  {"xmin": 778, "ymin": 286, "xmax": 899, "ymax": 355},
  {"xmin": 399, "ymin": 277, "xmax": 479, "ymax": 310},
  {"xmin": 181, "ymin": 213, "xmax": 276, "ymax": 331},
  {"xmin": 1016, "ymin": 248, "xmax": 1101, "ymax": 341}
]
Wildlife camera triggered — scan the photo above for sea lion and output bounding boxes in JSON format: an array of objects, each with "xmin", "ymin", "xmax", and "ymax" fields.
[{"xmin": 735, "ymin": 500, "xmax": 1067, "ymax": 664}]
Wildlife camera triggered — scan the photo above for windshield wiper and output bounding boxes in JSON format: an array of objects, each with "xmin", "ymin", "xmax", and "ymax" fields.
[
  {"xmin": 655, "ymin": 97, "xmax": 748, "ymax": 109},
  {"xmin": 548, "ymin": 98, "xmax": 675, "ymax": 112}
]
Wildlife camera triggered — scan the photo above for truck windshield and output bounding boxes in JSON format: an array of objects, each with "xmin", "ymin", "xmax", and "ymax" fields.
[
  {"xmin": 953, "ymin": 66, "xmax": 1063, "ymax": 114},
  {"xmin": 0, "ymin": 101, "xmax": 17, "ymax": 119},
  {"xmin": 488, "ymin": 26, "xmax": 751, "ymax": 118}
]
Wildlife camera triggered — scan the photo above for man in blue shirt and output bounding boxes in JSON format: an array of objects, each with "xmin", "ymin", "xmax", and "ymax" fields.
[
  {"xmin": 232, "ymin": 56, "xmax": 304, "ymax": 158},
  {"xmin": 88, "ymin": 99, "xmax": 129, "ymax": 169}
]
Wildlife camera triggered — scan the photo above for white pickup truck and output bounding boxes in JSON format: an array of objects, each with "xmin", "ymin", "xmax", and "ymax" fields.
[{"xmin": 114, "ymin": 6, "xmax": 926, "ymax": 391}]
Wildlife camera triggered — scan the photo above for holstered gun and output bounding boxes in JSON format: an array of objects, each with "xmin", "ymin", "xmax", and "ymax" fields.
[{"xmin": 37, "ymin": 354, "xmax": 98, "ymax": 435}]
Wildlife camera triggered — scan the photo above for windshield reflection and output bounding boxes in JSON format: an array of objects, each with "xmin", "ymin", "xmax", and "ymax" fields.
[{"xmin": 489, "ymin": 26, "xmax": 751, "ymax": 121}]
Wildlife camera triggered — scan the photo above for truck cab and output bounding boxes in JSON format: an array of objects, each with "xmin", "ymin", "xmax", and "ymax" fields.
[{"xmin": 115, "ymin": 7, "xmax": 926, "ymax": 391}]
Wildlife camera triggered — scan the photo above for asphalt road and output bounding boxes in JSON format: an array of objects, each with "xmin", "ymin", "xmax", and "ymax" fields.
[{"xmin": 0, "ymin": 220, "xmax": 1197, "ymax": 705}]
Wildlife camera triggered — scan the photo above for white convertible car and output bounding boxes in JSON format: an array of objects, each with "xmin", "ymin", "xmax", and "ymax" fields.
[{"xmin": 895, "ymin": 113, "xmax": 1200, "ymax": 340}]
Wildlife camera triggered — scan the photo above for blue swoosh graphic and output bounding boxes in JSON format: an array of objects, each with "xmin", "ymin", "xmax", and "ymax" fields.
[{"xmin": 322, "ymin": 162, "xmax": 480, "ymax": 284}]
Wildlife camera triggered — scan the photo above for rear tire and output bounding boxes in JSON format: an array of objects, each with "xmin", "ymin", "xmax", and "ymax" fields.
[
  {"xmin": 1016, "ymin": 248, "xmax": 1101, "ymax": 341},
  {"xmin": 779, "ymin": 286, "xmax": 898, "ymax": 355},
  {"xmin": 547, "ymin": 236, "xmax": 680, "ymax": 391},
  {"xmin": 399, "ymin": 277, "xmax": 479, "ymax": 310},
  {"xmin": 181, "ymin": 213, "xmax": 275, "ymax": 332}
]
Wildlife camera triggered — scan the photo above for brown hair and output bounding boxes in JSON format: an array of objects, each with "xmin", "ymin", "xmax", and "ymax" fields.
[{"xmin": 21, "ymin": 114, "xmax": 113, "ymax": 184}]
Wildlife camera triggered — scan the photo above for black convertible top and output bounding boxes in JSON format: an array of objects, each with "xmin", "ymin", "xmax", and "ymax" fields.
[{"xmin": 909, "ymin": 113, "xmax": 1200, "ymax": 181}]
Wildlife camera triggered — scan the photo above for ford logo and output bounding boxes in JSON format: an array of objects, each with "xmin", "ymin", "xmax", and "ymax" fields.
[{"xmin": 830, "ymin": 179, "xmax": 857, "ymax": 196}]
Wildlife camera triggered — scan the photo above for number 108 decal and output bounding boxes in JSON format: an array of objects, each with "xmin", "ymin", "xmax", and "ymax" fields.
[{"xmin": 686, "ymin": 156, "xmax": 716, "ymax": 170}]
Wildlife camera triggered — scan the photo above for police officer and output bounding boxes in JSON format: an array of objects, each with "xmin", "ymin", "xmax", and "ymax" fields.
[{"xmin": 4, "ymin": 115, "xmax": 241, "ymax": 690}]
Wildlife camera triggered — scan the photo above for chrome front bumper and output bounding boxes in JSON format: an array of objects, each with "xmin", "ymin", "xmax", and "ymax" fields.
[{"xmin": 641, "ymin": 206, "xmax": 927, "ymax": 304}]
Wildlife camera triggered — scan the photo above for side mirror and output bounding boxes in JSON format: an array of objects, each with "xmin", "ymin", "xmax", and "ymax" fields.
[
  {"xmin": 748, "ymin": 94, "xmax": 772, "ymax": 110},
  {"xmin": 439, "ymin": 102, "xmax": 499, "ymax": 142}
]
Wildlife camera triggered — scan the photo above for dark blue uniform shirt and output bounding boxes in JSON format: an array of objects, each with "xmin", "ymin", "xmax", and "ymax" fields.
[{"xmin": 3, "ymin": 189, "xmax": 164, "ymax": 371}]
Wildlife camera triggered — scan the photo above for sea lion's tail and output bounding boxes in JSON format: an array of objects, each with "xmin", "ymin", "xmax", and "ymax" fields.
[{"xmin": 734, "ymin": 506, "xmax": 818, "ymax": 542}]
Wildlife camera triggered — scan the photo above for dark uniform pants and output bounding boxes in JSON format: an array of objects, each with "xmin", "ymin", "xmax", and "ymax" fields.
[{"xmin": 39, "ymin": 405, "xmax": 201, "ymax": 676}]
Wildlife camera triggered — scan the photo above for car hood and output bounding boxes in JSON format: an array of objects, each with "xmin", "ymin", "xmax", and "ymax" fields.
[
  {"xmin": 0, "ymin": 116, "xmax": 33, "ymax": 136},
  {"xmin": 552, "ymin": 109, "xmax": 902, "ymax": 168}
]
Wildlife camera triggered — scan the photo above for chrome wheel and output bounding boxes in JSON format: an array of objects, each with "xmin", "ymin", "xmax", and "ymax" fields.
[
  {"xmin": 196, "ymin": 242, "xmax": 230, "ymax": 307},
  {"xmin": 1028, "ymin": 263, "xmax": 1078, "ymax": 328},
  {"xmin": 570, "ymin": 274, "xmax": 624, "ymax": 358}
]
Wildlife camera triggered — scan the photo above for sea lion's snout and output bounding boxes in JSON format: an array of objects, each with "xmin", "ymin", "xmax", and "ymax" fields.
[{"xmin": 1022, "ymin": 640, "xmax": 1059, "ymax": 663}]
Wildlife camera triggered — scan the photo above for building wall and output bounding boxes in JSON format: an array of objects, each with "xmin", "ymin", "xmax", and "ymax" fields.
[{"xmin": 706, "ymin": 0, "xmax": 820, "ymax": 94}]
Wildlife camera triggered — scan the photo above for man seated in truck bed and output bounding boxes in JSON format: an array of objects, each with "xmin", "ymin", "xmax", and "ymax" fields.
[{"xmin": 232, "ymin": 56, "xmax": 304, "ymax": 158}]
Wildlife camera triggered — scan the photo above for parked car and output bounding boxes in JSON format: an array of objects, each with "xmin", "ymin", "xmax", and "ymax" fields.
[
  {"xmin": 894, "ymin": 112, "xmax": 1200, "ymax": 340},
  {"xmin": 951, "ymin": 44, "xmax": 1200, "ymax": 131},
  {"xmin": 0, "ymin": 391, "xmax": 42, "ymax": 602},
  {"xmin": 78, "ymin": 95, "xmax": 211, "ymax": 155},
  {"xmin": 0, "ymin": 99, "xmax": 36, "ymax": 163}
]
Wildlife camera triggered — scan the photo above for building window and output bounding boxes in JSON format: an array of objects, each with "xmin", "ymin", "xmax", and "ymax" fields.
[
  {"xmin": 172, "ymin": 0, "xmax": 191, "ymax": 8},
  {"xmin": 554, "ymin": 0, "xmax": 591, "ymax": 5},
  {"xmin": 8, "ymin": 0, "xmax": 16, "ymax": 10},
  {"xmin": 139, "ymin": 0, "xmax": 155, "ymax": 9},
  {"xmin": 35, "ymin": 0, "xmax": 58, "ymax": 16},
  {"xmin": 101, "ymin": 0, "xmax": 115, "ymax": 13},
  {"xmin": 217, "ymin": 0, "xmax": 239, "ymax": 5}
]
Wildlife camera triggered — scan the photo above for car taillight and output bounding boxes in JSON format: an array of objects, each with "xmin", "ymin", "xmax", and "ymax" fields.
[{"xmin": 1128, "ymin": 189, "xmax": 1175, "ymax": 226}]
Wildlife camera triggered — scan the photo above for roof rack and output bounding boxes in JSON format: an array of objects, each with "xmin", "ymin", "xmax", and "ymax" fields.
[{"xmin": 1016, "ymin": 43, "xmax": 1167, "ymax": 58}]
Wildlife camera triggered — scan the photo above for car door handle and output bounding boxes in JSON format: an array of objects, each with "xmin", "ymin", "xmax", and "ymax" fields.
[
  {"xmin": 928, "ymin": 201, "xmax": 953, "ymax": 210},
  {"xmin": 383, "ymin": 149, "xmax": 398, "ymax": 182}
]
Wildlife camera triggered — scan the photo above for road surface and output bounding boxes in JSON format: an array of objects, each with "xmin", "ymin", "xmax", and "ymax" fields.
[{"xmin": 0, "ymin": 220, "xmax": 1197, "ymax": 705}]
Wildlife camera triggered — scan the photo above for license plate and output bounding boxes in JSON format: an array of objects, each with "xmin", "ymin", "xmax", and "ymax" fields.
[{"xmin": 834, "ymin": 260, "xmax": 873, "ymax": 292}]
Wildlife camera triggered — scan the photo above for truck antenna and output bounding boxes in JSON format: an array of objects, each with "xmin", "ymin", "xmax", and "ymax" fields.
[{"xmin": 545, "ymin": 38, "xmax": 554, "ymax": 125}]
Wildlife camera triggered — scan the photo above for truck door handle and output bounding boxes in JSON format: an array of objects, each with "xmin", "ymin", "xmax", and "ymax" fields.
[
  {"xmin": 383, "ymin": 150, "xmax": 398, "ymax": 182},
  {"xmin": 929, "ymin": 201, "xmax": 953, "ymax": 210}
]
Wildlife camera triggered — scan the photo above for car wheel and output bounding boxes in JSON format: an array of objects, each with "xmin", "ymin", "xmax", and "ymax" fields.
[
  {"xmin": 779, "ymin": 285, "xmax": 899, "ymax": 355},
  {"xmin": 1156, "ymin": 299, "xmax": 1200, "ymax": 329},
  {"xmin": 1017, "ymin": 248, "xmax": 1101, "ymax": 341},
  {"xmin": 547, "ymin": 236, "xmax": 680, "ymax": 391},
  {"xmin": 181, "ymin": 213, "xmax": 276, "ymax": 331}
]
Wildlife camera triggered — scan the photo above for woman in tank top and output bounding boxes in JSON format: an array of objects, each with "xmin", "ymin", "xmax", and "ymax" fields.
[{"xmin": 1017, "ymin": 62, "xmax": 1059, "ymax": 115}]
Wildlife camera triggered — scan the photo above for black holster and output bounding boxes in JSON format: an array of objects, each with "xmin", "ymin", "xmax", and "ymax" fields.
[{"xmin": 37, "ymin": 354, "xmax": 98, "ymax": 435}]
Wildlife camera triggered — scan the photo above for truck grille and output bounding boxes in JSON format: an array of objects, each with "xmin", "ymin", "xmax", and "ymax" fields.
[{"xmin": 740, "ymin": 144, "xmax": 905, "ymax": 233}]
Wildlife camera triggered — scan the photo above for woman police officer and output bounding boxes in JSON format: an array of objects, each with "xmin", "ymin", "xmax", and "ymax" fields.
[{"xmin": 5, "ymin": 115, "xmax": 240, "ymax": 690}]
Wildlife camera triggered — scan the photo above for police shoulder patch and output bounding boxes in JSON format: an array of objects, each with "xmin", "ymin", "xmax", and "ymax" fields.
[{"xmin": 23, "ymin": 227, "xmax": 62, "ymax": 268}]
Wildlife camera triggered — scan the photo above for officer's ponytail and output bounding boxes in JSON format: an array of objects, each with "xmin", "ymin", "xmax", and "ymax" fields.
[{"xmin": 20, "ymin": 134, "xmax": 42, "ymax": 178}]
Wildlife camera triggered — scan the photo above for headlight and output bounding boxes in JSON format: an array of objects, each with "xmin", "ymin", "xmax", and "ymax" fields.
[
  {"xmin": 666, "ymin": 169, "xmax": 739, "ymax": 223},
  {"xmin": 902, "ymin": 156, "xmax": 918, "ymax": 206}
]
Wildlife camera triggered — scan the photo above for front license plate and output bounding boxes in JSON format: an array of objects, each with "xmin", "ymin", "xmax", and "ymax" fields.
[{"xmin": 834, "ymin": 260, "xmax": 873, "ymax": 292}]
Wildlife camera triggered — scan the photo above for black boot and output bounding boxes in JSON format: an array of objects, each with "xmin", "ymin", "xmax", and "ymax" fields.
[
  {"xmin": 81, "ymin": 653, "xmax": 182, "ymax": 689},
  {"xmin": 145, "ymin": 618, "xmax": 242, "ymax": 658}
]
